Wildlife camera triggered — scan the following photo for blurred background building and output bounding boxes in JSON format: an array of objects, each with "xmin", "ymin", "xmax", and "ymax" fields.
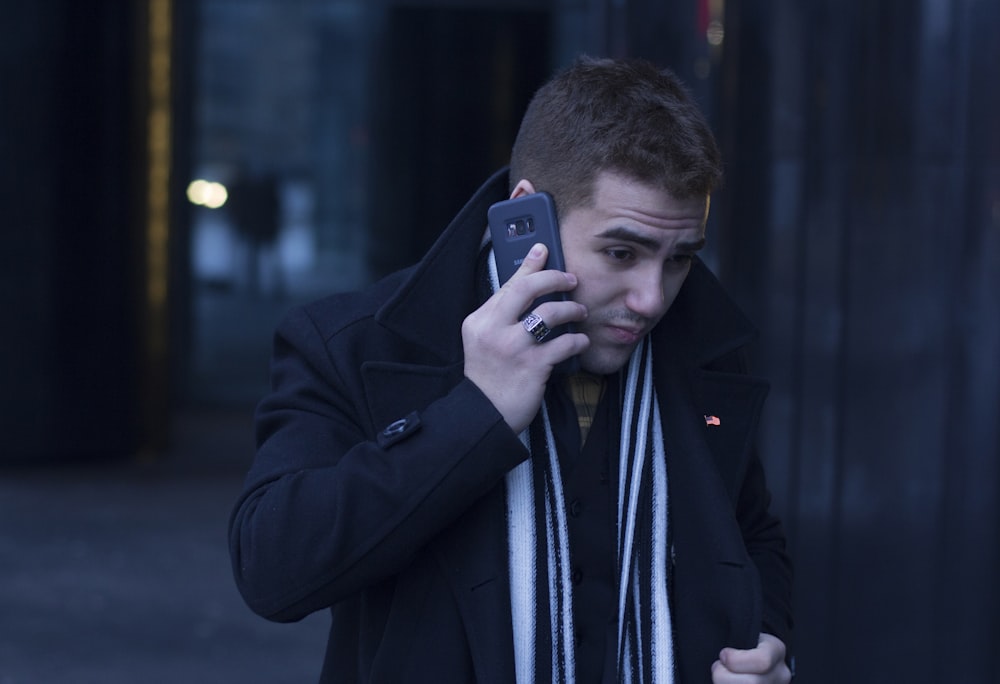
[{"xmin": 1, "ymin": 0, "xmax": 998, "ymax": 682}]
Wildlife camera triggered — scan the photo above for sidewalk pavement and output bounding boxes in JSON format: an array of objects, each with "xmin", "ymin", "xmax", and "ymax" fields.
[{"xmin": 0, "ymin": 409, "xmax": 328, "ymax": 684}]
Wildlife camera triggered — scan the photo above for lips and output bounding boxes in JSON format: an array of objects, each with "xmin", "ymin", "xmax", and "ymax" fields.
[{"xmin": 604, "ymin": 324, "xmax": 644, "ymax": 345}]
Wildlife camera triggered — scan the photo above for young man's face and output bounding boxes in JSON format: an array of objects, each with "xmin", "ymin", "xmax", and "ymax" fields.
[{"xmin": 547, "ymin": 171, "xmax": 709, "ymax": 375}]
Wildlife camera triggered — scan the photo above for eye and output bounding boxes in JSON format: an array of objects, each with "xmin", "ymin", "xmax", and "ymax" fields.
[
  {"xmin": 604, "ymin": 248, "xmax": 634, "ymax": 262},
  {"xmin": 667, "ymin": 253, "xmax": 694, "ymax": 268}
]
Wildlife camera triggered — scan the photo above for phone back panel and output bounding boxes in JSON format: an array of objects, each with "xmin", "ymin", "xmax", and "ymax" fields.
[{"xmin": 488, "ymin": 191, "xmax": 567, "ymax": 289}]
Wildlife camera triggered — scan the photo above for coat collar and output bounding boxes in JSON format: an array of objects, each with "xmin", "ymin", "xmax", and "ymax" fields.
[
  {"xmin": 653, "ymin": 256, "xmax": 759, "ymax": 369},
  {"xmin": 374, "ymin": 168, "xmax": 511, "ymax": 365}
]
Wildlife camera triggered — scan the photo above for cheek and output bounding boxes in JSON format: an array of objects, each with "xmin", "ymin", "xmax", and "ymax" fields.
[
  {"xmin": 564, "ymin": 255, "xmax": 608, "ymax": 301},
  {"xmin": 560, "ymin": 241, "xmax": 588, "ymax": 277},
  {"xmin": 571, "ymin": 265, "xmax": 625, "ymax": 309},
  {"xmin": 568, "ymin": 278, "xmax": 599, "ymax": 310}
]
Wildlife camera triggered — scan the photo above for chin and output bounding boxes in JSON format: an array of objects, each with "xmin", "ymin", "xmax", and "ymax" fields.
[{"xmin": 578, "ymin": 346, "xmax": 635, "ymax": 376}]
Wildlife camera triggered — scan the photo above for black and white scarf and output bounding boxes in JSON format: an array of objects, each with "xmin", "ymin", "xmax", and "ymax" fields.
[{"xmin": 486, "ymin": 248, "xmax": 674, "ymax": 683}]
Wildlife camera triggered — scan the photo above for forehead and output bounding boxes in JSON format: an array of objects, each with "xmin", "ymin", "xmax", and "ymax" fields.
[{"xmin": 568, "ymin": 171, "xmax": 709, "ymax": 234}]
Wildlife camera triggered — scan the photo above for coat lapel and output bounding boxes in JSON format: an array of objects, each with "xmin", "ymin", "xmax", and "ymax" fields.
[
  {"xmin": 432, "ymin": 488, "xmax": 518, "ymax": 684},
  {"xmin": 651, "ymin": 263, "xmax": 770, "ymax": 673},
  {"xmin": 656, "ymin": 363, "xmax": 766, "ymax": 676},
  {"xmin": 685, "ymin": 367, "xmax": 769, "ymax": 503}
]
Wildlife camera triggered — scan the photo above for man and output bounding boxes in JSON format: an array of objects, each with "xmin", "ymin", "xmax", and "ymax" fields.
[{"xmin": 230, "ymin": 56, "xmax": 793, "ymax": 683}]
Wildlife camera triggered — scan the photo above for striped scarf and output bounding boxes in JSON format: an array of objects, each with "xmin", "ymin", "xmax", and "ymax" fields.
[{"xmin": 487, "ymin": 248, "xmax": 674, "ymax": 683}]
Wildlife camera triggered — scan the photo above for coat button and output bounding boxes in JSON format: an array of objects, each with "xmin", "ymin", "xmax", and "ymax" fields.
[
  {"xmin": 382, "ymin": 418, "xmax": 408, "ymax": 437},
  {"xmin": 569, "ymin": 499, "xmax": 582, "ymax": 517},
  {"xmin": 376, "ymin": 412, "xmax": 422, "ymax": 448}
]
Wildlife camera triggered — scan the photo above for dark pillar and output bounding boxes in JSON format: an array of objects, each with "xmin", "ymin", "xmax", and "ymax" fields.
[
  {"xmin": 1, "ymin": 2, "xmax": 144, "ymax": 461},
  {"xmin": 718, "ymin": 1, "xmax": 1000, "ymax": 681}
]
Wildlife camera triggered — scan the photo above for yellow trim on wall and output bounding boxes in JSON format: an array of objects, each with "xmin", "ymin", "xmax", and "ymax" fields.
[
  {"xmin": 140, "ymin": 0, "xmax": 173, "ymax": 456},
  {"xmin": 146, "ymin": 0, "xmax": 172, "ymax": 357}
]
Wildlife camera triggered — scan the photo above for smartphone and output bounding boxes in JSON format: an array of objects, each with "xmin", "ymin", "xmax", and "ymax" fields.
[{"xmin": 488, "ymin": 191, "xmax": 578, "ymax": 373}]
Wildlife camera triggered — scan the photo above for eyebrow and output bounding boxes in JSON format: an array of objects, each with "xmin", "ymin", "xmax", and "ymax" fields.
[{"xmin": 594, "ymin": 226, "xmax": 706, "ymax": 252}]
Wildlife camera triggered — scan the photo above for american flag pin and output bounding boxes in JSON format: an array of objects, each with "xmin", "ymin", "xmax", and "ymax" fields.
[{"xmin": 704, "ymin": 415, "xmax": 721, "ymax": 426}]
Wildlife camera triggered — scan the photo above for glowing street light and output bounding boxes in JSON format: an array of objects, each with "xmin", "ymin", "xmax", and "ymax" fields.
[{"xmin": 186, "ymin": 179, "xmax": 228, "ymax": 209}]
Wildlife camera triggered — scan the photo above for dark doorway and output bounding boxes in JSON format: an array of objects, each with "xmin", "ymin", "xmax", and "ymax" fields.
[{"xmin": 366, "ymin": 6, "xmax": 552, "ymax": 278}]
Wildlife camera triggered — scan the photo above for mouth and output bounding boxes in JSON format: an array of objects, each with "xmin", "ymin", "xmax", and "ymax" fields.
[{"xmin": 603, "ymin": 324, "xmax": 645, "ymax": 345}]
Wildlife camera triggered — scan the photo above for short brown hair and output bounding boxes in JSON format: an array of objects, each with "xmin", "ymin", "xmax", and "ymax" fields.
[{"xmin": 509, "ymin": 56, "xmax": 722, "ymax": 215}]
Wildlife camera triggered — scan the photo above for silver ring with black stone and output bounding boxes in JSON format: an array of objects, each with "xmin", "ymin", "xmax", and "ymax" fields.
[{"xmin": 521, "ymin": 312, "xmax": 551, "ymax": 343}]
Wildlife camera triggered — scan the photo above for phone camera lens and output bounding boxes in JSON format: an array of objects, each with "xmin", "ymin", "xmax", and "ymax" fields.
[
  {"xmin": 515, "ymin": 219, "xmax": 526, "ymax": 235},
  {"xmin": 525, "ymin": 217, "xmax": 535, "ymax": 232}
]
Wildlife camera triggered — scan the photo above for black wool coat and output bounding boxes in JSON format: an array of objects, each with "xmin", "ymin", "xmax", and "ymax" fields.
[{"xmin": 229, "ymin": 169, "xmax": 793, "ymax": 683}]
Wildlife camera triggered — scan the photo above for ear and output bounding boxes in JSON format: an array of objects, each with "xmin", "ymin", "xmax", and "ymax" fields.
[{"xmin": 509, "ymin": 178, "xmax": 537, "ymax": 199}]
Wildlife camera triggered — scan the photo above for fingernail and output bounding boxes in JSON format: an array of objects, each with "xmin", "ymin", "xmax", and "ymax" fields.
[
  {"xmin": 529, "ymin": 243, "xmax": 545, "ymax": 258},
  {"xmin": 565, "ymin": 272, "xmax": 577, "ymax": 285}
]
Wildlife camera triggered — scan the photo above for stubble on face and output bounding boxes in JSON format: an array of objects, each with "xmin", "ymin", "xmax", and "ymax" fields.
[{"xmin": 576, "ymin": 308, "xmax": 650, "ymax": 375}]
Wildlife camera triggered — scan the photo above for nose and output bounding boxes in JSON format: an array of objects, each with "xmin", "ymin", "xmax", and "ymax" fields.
[{"xmin": 624, "ymin": 266, "xmax": 667, "ymax": 320}]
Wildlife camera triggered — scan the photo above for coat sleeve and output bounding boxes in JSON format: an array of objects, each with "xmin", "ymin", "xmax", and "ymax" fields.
[{"xmin": 228, "ymin": 305, "xmax": 527, "ymax": 622}]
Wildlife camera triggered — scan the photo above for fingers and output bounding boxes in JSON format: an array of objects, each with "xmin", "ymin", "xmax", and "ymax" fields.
[
  {"xmin": 494, "ymin": 243, "xmax": 579, "ymax": 320},
  {"xmin": 462, "ymin": 323, "xmax": 588, "ymax": 433},
  {"xmin": 712, "ymin": 660, "xmax": 791, "ymax": 684},
  {"xmin": 711, "ymin": 634, "xmax": 791, "ymax": 684},
  {"xmin": 720, "ymin": 633, "xmax": 786, "ymax": 673},
  {"xmin": 463, "ymin": 300, "xmax": 588, "ymax": 375},
  {"xmin": 508, "ymin": 242, "xmax": 549, "ymax": 280},
  {"xmin": 482, "ymin": 240, "xmax": 587, "ymax": 348},
  {"xmin": 526, "ymin": 298, "xmax": 588, "ymax": 332}
]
